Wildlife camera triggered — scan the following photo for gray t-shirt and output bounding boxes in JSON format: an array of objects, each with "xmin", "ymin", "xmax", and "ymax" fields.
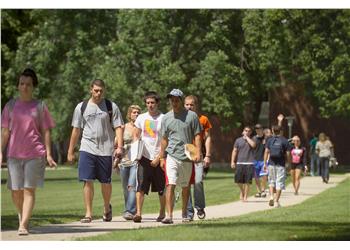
[
  {"xmin": 71, "ymin": 99, "xmax": 124, "ymax": 156},
  {"xmin": 234, "ymin": 137, "xmax": 256, "ymax": 164},
  {"xmin": 161, "ymin": 109, "xmax": 202, "ymax": 161}
]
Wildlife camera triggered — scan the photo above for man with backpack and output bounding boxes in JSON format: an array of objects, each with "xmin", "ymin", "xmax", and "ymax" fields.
[
  {"xmin": 264, "ymin": 125, "xmax": 292, "ymax": 208},
  {"xmin": 67, "ymin": 79, "xmax": 124, "ymax": 223}
]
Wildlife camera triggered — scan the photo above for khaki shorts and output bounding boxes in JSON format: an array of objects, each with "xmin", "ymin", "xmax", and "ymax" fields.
[
  {"xmin": 165, "ymin": 155, "xmax": 192, "ymax": 187},
  {"xmin": 268, "ymin": 164, "xmax": 286, "ymax": 190},
  {"xmin": 7, "ymin": 157, "xmax": 46, "ymax": 190}
]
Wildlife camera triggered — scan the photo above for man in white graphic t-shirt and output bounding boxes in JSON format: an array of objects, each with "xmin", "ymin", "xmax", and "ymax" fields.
[{"xmin": 132, "ymin": 91, "xmax": 166, "ymax": 223}]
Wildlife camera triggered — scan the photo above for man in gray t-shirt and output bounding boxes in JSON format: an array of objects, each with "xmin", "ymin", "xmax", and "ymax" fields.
[
  {"xmin": 159, "ymin": 89, "xmax": 202, "ymax": 224},
  {"xmin": 230, "ymin": 126, "xmax": 256, "ymax": 202},
  {"xmin": 67, "ymin": 79, "xmax": 124, "ymax": 223}
]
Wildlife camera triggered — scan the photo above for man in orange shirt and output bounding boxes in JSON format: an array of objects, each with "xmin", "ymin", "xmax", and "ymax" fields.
[{"xmin": 184, "ymin": 95, "xmax": 212, "ymax": 220}]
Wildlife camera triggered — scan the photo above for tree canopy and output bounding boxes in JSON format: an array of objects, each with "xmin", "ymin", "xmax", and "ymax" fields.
[{"xmin": 2, "ymin": 9, "xmax": 349, "ymax": 145}]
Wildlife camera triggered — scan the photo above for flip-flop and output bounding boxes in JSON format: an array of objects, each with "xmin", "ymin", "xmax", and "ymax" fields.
[
  {"xmin": 133, "ymin": 214, "xmax": 142, "ymax": 223},
  {"xmin": 18, "ymin": 228, "xmax": 29, "ymax": 236},
  {"xmin": 161, "ymin": 217, "xmax": 173, "ymax": 224},
  {"xmin": 103, "ymin": 204, "xmax": 112, "ymax": 222},
  {"xmin": 80, "ymin": 216, "xmax": 92, "ymax": 223},
  {"xmin": 156, "ymin": 215, "xmax": 165, "ymax": 222}
]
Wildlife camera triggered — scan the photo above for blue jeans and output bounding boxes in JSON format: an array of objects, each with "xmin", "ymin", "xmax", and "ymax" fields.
[
  {"xmin": 319, "ymin": 157, "xmax": 330, "ymax": 182},
  {"xmin": 187, "ymin": 162, "xmax": 206, "ymax": 218},
  {"xmin": 119, "ymin": 163, "xmax": 137, "ymax": 215},
  {"xmin": 310, "ymin": 153, "xmax": 319, "ymax": 176}
]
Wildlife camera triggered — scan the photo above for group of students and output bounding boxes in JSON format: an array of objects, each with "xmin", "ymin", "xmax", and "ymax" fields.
[
  {"xmin": 231, "ymin": 116, "xmax": 335, "ymax": 209},
  {"xmin": 1, "ymin": 68, "xmax": 335, "ymax": 236},
  {"xmin": 0, "ymin": 68, "xmax": 212, "ymax": 235},
  {"xmin": 230, "ymin": 124, "xmax": 291, "ymax": 208}
]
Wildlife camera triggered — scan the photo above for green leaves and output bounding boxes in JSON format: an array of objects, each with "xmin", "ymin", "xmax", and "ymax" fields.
[
  {"xmin": 243, "ymin": 9, "xmax": 350, "ymax": 118},
  {"xmin": 2, "ymin": 9, "xmax": 349, "ymax": 144}
]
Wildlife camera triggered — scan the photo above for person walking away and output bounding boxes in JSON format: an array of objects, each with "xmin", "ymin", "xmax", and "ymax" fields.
[
  {"xmin": 132, "ymin": 91, "xmax": 166, "ymax": 223},
  {"xmin": 264, "ymin": 125, "xmax": 291, "ymax": 208},
  {"xmin": 184, "ymin": 95, "xmax": 212, "ymax": 220},
  {"xmin": 67, "ymin": 79, "xmax": 124, "ymax": 223},
  {"xmin": 230, "ymin": 126, "xmax": 256, "ymax": 202},
  {"xmin": 315, "ymin": 133, "xmax": 333, "ymax": 184},
  {"xmin": 1, "ymin": 68, "xmax": 57, "ymax": 235},
  {"xmin": 309, "ymin": 133, "xmax": 319, "ymax": 176},
  {"xmin": 159, "ymin": 89, "xmax": 202, "ymax": 224},
  {"xmin": 290, "ymin": 135, "xmax": 308, "ymax": 195},
  {"xmin": 118, "ymin": 105, "xmax": 141, "ymax": 220}
]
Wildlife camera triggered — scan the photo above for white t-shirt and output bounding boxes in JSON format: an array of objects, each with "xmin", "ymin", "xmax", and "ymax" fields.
[
  {"xmin": 316, "ymin": 140, "xmax": 333, "ymax": 158},
  {"xmin": 135, "ymin": 112, "xmax": 164, "ymax": 160}
]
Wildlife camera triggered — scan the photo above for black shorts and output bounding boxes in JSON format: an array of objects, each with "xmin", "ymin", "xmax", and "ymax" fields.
[
  {"xmin": 290, "ymin": 163, "xmax": 304, "ymax": 170},
  {"xmin": 137, "ymin": 156, "xmax": 165, "ymax": 195},
  {"xmin": 234, "ymin": 164, "xmax": 254, "ymax": 184}
]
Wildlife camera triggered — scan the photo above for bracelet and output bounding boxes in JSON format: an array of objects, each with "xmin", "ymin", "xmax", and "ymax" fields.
[
  {"xmin": 114, "ymin": 146, "xmax": 123, "ymax": 150},
  {"xmin": 205, "ymin": 155, "xmax": 211, "ymax": 158}
]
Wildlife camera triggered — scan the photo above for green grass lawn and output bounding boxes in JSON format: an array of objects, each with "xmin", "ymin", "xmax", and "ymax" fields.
[
  {"xmin": 80, "ymin": 177, "xmax": 350, "ymax": 241},
  {"xmin": 1, "ymin": 165, "xmax": 257, "ymax": 230}
]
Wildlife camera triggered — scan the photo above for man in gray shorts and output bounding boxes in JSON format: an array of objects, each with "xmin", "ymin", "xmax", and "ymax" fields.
[
  {"xmin": 264, "ymin": 125, "xmax": 291, "ymax": 208},
  {"xmin": 67, "ymin": 79, "xmax": 124, "ymax": 223}
]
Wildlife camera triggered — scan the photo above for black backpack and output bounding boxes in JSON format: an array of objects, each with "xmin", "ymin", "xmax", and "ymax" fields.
[
  {"xmin": 80, "ymin": 99, "xmax": 113, "ymax": 127},
  {"xmin": 269, "ymin": 136, "xmax": 284, "ymax": 158}
]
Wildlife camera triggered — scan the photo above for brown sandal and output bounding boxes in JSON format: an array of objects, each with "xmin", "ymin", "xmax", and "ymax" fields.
[
  {"xmin": 133, "ymin": 214, "xmax": 142, "ymax": 223},
  {"xmin": 103, "ymin": 204, "xmax": 112, "ymax": 222},
  {"xmin": 18, "ymin": 228, "xmax": 29, "ymax": 236},
  {"xmin": 80, "ymin": 216, "xmax": 92, "ymax": 223},
  {"xmin": 156, "ymin": 215, "xmax": 165, "ymax": 222}
]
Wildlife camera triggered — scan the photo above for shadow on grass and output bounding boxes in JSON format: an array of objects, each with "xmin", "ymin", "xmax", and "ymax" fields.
[
  {"xmin": 204, "ymin": 175, "xmax": 233, "ymax": 180},
  {"xmin": 79, "ymin": 219, "xmax": 350, "ymax": 241},
  {"xmin": 1, "ymin": 177, "xmax": 79, "ymax": 184},
  {"xmin": 30, "ymin": 225, "xmax": 119, "ymax": 236},
  {"xmin": 43, "ymin": 177, "xmax": 79, "ymax": 182},
  {"xmin": 1, "ymin": 214, "xmax": 80, "ymax": 230},
  {"xmin": 188, "ymin": 219, "xmax": 350, "ymax": 241}
]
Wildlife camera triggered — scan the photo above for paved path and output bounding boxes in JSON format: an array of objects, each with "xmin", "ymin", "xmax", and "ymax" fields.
[{"xmin": 1, "ymin": 174, "xmax": 349, "ymax": 241}]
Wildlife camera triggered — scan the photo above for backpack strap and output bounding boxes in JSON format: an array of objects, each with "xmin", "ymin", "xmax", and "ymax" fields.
[
  {"xmin": 105, "ymin": 99, "xmax": 113, "ymax": 125},
  {"xmin": 80, "ymin": 99, "xmax": 113, "ymax": 128},
  {"xmin": 80, "ymin": 100, "xmax": 89, "ymax": 129}
]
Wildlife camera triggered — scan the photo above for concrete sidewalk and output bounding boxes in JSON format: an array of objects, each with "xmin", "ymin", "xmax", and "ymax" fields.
[{"xmin": 1, "ymin": 174, "xmax": 348, "ymax": 241}]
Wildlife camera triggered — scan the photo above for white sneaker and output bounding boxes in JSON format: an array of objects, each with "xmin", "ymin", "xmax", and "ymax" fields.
[{"xmin": 274, "ymin": 201, "xmax": 281, "ymax": 208}]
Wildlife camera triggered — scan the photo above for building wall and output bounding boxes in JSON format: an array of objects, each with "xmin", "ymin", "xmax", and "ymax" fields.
[{"xmin": 209, "ymin": 84, "xmax": 350, "ymax": 165}]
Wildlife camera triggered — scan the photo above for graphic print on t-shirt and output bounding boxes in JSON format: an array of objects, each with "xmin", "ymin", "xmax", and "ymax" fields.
[{"xmin": 143, "ymin": 119, "xmax": 158, "ymax": 138}]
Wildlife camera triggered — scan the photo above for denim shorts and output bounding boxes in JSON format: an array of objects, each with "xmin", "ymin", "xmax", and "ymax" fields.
[
  {"xmin": 268, "ymin": 164, "xmax": 286, "ymax": 190},
  {"xmin": 7, "ymin": 157, "xmax": 46, "ymax": 190},
  {"xmin": 254, "ymin": 161, "xmax": 268, "ymax": 177},
  {"xmin": 78, "ymin": 151, "xmax": 112, "ymax": 183}
]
